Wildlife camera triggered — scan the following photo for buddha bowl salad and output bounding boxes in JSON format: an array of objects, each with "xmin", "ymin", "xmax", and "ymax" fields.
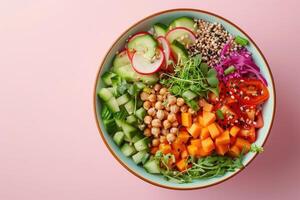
[{"xmin": 98, "ymin": 17, "xmax": 269, "ymax": 183}]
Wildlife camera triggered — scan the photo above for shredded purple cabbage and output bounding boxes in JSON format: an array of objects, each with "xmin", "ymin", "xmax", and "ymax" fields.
[{"xmin": 215, "ymin": 41, "xmax": 268, "ymax": 85}]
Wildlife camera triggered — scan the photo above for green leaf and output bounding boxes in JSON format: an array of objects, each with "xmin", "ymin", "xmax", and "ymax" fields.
[
  {"xmin": 209, "ymin": 87, "xmax": 219, "ymax": 96},
  {"xmin": 200, "ymin": 63, "xmax": 209, "ymax": 75},
  {"xmin": 207, "ymin": 76, "xmax": 219, "ymax": 87}
]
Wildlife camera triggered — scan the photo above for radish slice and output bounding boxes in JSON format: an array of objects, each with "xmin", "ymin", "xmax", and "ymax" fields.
[
  {"xmin": 157, "ymin": 36, "xmax": 171, "ymax": 64},
  {"xmin": 126, "ymin": 32, "xmax": 149, "ymax": 59},
  {"xmin": 132, "ymin": 49, "xmax": 164, "ymax": 75},
  {"xmin": 166, "ymin": 27, "xmax": 196, "ymax": 46}
]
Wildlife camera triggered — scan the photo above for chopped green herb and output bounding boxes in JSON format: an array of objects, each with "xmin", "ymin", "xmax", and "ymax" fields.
[
  {"xmin": 234, "ymin": 36, "xmax": 249, "ymax": 46},
  {"xmin": 224, "ymin": 65, "xmax": 236, "ymax": 75},
  {"xmin": 216, "ymin": 109, "xmax": 224, "ymax": 120},
  {"xmin": 250, "ymin": 144, "xmax": 264, "ymax": 153}
]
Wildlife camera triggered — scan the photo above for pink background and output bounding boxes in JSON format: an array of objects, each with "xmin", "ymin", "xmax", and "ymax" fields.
[{"xmin": 1, "ymin": 0, "xmax": 299, "ymax": 199}]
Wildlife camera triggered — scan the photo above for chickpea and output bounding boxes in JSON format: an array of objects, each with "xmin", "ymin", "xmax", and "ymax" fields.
[
  {"xmin": 168, "ymin": 95, "xmax": 177, "ymax": 105},
  {"xmin": 159, "ymin": 87, "xmax": 168, "ymax": 95},
  {"xmin": 166, "ymin": 133, "xmax": 176, "ymax": 143},
  {"xmin": 154, "ymin": 83, "xmax": 162, "ymax": 92},
  {"xmin": 172, "ymin": 121, "xmax": 179, "ymax": 127},
  {"xmin": 161, "ymin": 129, "xmax": 169, "ymax": 136},
  {"xmin": 147, "ymin": 107, "xmax": 156, "ymax": 117},
  {"xmin": 152, "ymin": 138, "xmax": 160, "ymax": 147},
  {"xmin": 151, "ymin": 127, "xmax": 160, "ymax": 137},
  {"xmin": 156, "ymin": 110, "xmax": 165, "ymax": 120},
  {"xmin": 163, "ymin": 111, "xmax": 169, "ymax": 119},
  {"xmin": 160, "ymin": 135, "xmax": 167, "ymax": 143},
  {"xmin": 180, "ymin": 105, "xmax": 188, "ymax": 113},
  {"xmin": 151, "ymin": 119, "xmax": 162, "ymax": 128},
  {"xmin": 150, "ymin": 89, "xmax": 156, "ymax": 94},
  {"xmin": 148, "ymin": 94, "xmax": 157, "ymax": 103},
  {"xmin": 188, "ymin": 108, "xmax": 196, "ymax": 115},
  {"xmin": 140, "ymin": 92, "xmax": 149, "ymax": 101},
  {"xmin": 165, "ymin": 105, "xmax": 170, "ymax": 111},
  {"xmin": 144, "ymin": 115, "xmax": 152, "ymax": 124},
  {"xmin": 157, "ymin": 95, "xmax": 163, "ymax": 101},
  {"xmin": 167, "ymin": 113, "xmax": 177, "ymax": 123},
  {"xmin": 143, "ymin": 128, "xmax": 151, "ymax": 137},
  {"xmin": 170, "ymin": 104, "xmax": 179, "ymax": 113},
  {"xmin": 143, "ymin": 101, "xmax": 151, "ymax": 110},
  {"xmin": 155, "ymin": 101, "xmax": 164, "ymax": 110},
  {"xmin": 176, "ymin": 98, "xmax": 185, "ymax": 106},
  {"xmin": 163, "ymin": 120, "xmax": 171, "ymax": 129},
  {"xmin": 170, "ymin": 127, "xmax": 178, "ymax": 135}
]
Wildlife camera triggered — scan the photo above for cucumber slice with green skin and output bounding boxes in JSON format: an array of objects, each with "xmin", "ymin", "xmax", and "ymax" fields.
[
  {"xmin": 166, "ymin": 27, "xmax": 196, "ymax": 47},
  {"xmin": 121, "ymin": 143, "xmax": 136, "ymax": 157},
  {"xmin": 127, "ymin": 34, "xmax": 157, "ymax": 59},
  {"xmin": 132, "ymin": 134, "xmax": 144, "ymax": 143},
  {"xmin": 132, "ymin": 150, "xmax": 148, "ymax": 164},
  {"xmin": 182, "ymin": 90, "xmax": 197, "ymax": 101},
  {"xmin": 101, "ymin": 72, "xmax": 116, "ymax": 86},
  {"xmin": 97, "ymin": 88, "xmax": 114, "ymax": 101},
  {"xmin": 115, "ymin": 119, "xmax": 138, "ymax": 140},
  {"xmin": 170, "ymin": 40, "xmax": 188, "ymax": 62},
  {"xmin": 126, "ymin": 115, "xmax": 137, "ymax": 124},
  {"xmin": 104, "ymin": 119, "xmax": 117, "ymax": 134},
  {"xmin": 106, "ymin": 87, "xmax": 115, "ymax": 96},
  {"xmin": 124, "ymin": 99, "xmax": 135, "ymax": 115},
  {"xmin": 169, "ymin": 16, "xmax": 196, "ymax": 33},
  {"xmin": 116, "ymin": 94, "xmax": 130, "ymax": 106},
  {"xmin": 135, "ymin": 107, "xmax": 146, "ymax": 120},
  {"xmin": 113, "ymin": 50, "xmax": 131, "ymax": 68},
  {"xmin": 113, "ymin": 64, "xmax": 159, "ymax": 84},
  {"xmin": 141, "ymin": 153, "xmax": 150, "ymax": 165},
  {"xmin": 134, "ymin": 137, "xmax": 150, "ymax": 151},
  {"xmin": 106, "ymin": 97, "xmax": 120, "ymax": 113},
  {"xmin": 113, "ymin": 131, "xmax": 125, "ymax": 146},
  {"xmin": 143, "ymin": 159, "xmax": 161, "ymax": 174},
  {"xmin": 154, "ymin": 23, "xmax": 168, "ymax": 37}
]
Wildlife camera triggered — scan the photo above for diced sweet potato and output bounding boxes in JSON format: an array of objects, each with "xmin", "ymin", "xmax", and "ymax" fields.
[
  {"xmin": 196, "ymin": 146, "xmax": 211, "ymax": 157},
  {"xmin": 159, "ymin": 143, "xmax": 172, "ymax": 154},
  {"xmin": 216, "ymin": 144, "xmax": 229, "ymax": 155},
  {"xmin": 230, "ymin": 126, "xmax": 240, "ymax": 137},
  {"xmin": 200, "ymin": 127, "xmax": 210, "ymax": 140},
  {"xmin": 177, "ymin": 131, "xmax": 190, "ymax": 144},
  {"xmin": 181, "ymin": 149, "xmax": 189, "ymax": 159},
  {"xmin": 203, "ymin": 102, "xmax": 214, "ymax": 112},
  {"xmin": 181, "ymin": 112, "xmax": 192, "ymax": 127},
  {"xmin": 190, "ymin": 139, "xmax": 201, "ymax": 148},
  {"xmin": 201, "ymin": 137, "xmax": 215, "ymax": 153},
  {"xmin": 228, "ymin": 145, "xmax": 241, "ymax": 157},
  {"xmin": 187, "ymin": 144, "xmax": 198, "ymax": 156},
  {"xmin": 215, "ymin": 130, "xmax": 230, "ymax": 145},
  {"xmin": 207, "ymin": 123, "xmax": 221, "ymax": 139},
  {"xmin": 176, "ymin": 159, "xmax": 188, "ymax": 172},
  {"xmin": 235, "ymin": 137, "xmax": 251, "ymax": 152},
  {"xmin": 187, "ymin": 123, "xmax": 202, "ymax": 138},
  {"xmin": 198, "ymin": 115, "xmax": 205, "ymax": 127},
  {"xmin": 202, "ymin": 111, "xmax": 216, "ymax": 127}
]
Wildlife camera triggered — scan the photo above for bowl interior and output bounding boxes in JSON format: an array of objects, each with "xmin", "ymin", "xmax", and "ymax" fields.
[{"xmin": 94, "ymin": 9, "xmax": 275, "ymax": 189}]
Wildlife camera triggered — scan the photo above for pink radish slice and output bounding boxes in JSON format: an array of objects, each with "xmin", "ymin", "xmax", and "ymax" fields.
[
  {"xmin": 166, "ymin": 27, "xmax": 196, "ymax": 46},
  {"xmin": 132, "ymin": 49, "xmax": 165, "ymax": 75},
  {"xmin": 157, "ymin": 36, "xmax": 171, "ymax": 64}
]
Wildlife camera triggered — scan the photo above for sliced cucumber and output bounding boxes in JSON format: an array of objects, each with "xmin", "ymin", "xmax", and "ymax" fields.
[
  {"xmin": 134, "ymin": 137, "xmax": 150, "ymax": 151},
  {"xmin": 113, "ymin": 131, "xmax": 125, "ymax": 146},
  {"xmin": 182, "ymin": 90, "xmax": 197, "ymax": 101},
  {"xmin": 132, "ymin": 134, "xmax": 144, "ymax": 143},
  {"xmin": 116, "ymin": 94, "xmax": 130, "ymax": 106},
  {"xmin": 141, "ymin": 153, "xmax": 150, "ymax": 164},
  {"xmin": 144, "ymin": 159, "xmax": 161, "ymax": 174},
  {"xmin": 113, "ymin": 51, "xmax": 131, "ymax": 68},
  {"xmin": 127, "ymin": 34, "xmax": 157, "ymax": 59},
  {"xmin": 132, "ymin": 150, "xmax": 148, "ymax": 164},
  {"xmin": 169, "ymin": 16, "xmax": 196, "ymax": 33},
  {"xmin": 135, "ymin": 107, "xmax": 146, "ymax": 120},
  {"xmin": 106, "ymin": 97, "xmax": 120, "ymax": 113},
  {"xmin": 115, "ymin": 119, "xmax": 138, "ymax": 140},
  {"xmin": 121, "ymin": 143, "xmax": 136, "ymax": 157},
  {"xmin": 113, "ymin": 64, "xmax": 137, "ymax": 82},
  {"xmin": 126, "ymin": 115, "xmax": 137, "ymax": 124},
  {"xmin": 170, "ymin": 40, "xmax": 188, "ymax": 62},
  {"xmin": 103, "ymin": 119, "xmax": 117, "ymax": 134},
  {"xmin": 101, "ymin": 72, "xmax": 116, "ymax": 86},
  {"xmin": 154, "ymin": 23, "xmax": 168, "ymax": 37},
  {"xmin": 140, "ymin": 74, "xmax": 159, "ymax": 85},
  {"xmin": 97, "ymin": 88, "xmax": 113, "ymax": 102},
  {"xmin": 124, "ymin": 99, "xmax": 135, "ymax": 115}
]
